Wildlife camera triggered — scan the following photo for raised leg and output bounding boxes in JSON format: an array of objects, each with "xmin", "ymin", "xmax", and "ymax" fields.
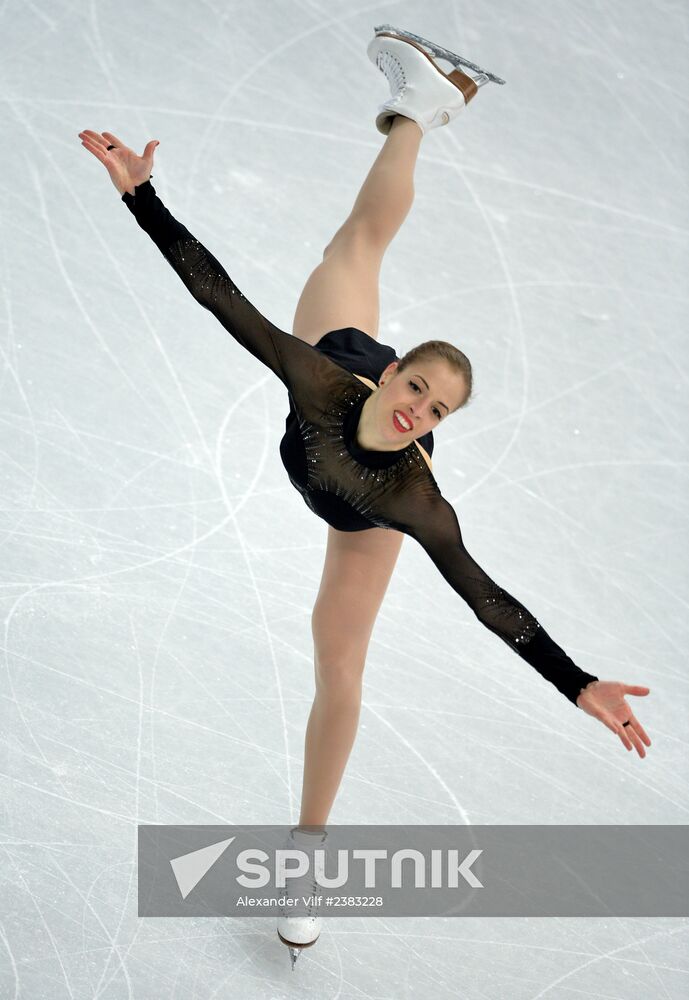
[
  {"xmin": 298, "ymin": 525, "xmax": 405, "ymax": 826},
  {"xmin": 291, "ymin": 115, "xmax": 423, "ymax": 345}
]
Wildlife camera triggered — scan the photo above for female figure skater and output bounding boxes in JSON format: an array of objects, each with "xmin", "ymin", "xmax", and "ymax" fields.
[{"xmin": 78, "ymin": 24, "xmax": 651, "ymax": 970}]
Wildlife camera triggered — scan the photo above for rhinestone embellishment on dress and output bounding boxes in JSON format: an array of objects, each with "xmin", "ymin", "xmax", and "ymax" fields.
[
  {"xmin": 295, "ymin": 385, "xmax": 424, "ymax": 528},
  {"xmin": 479, "ymin": 579, "xmax": 541, "ymax": 645}
]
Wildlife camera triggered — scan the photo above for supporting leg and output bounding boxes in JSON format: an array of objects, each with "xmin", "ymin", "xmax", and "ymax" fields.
[
  {"xmin": 298, "ymin": 683, "xmax": 363, "ymax": 827},
  {"xmin": 298, "ymin": 525, "xmax": 405, "ymax": 826}
]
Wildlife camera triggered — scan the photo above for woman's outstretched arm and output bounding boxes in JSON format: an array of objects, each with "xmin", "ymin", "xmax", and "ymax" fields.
[
  {"xmin": 387, "ymin": 487, "xmax": 651, "ymax": 754},
  {"xmin": 77, "ymin": 129, "xmax": 333, "ymax": 396},
  {"xmin": 120, "ymin": 176, "xmax": 318, "ymax": 387}
]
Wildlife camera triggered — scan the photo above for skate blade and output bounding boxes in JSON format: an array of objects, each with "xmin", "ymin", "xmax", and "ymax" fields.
[
  {"xmin": 277, "ymin": 928, "xmax": 320, "ymax": 970},
  {"xmin": 373, "ymin": 23, "xmax": 506, "ymax": 85}
]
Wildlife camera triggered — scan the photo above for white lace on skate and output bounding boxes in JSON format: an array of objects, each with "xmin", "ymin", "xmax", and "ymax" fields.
[
  {"xmin": 278, "ymin": 829, "xmax": 329, "ymax": 931},
  {"xmin": 279, "ymin": 865, "xmax": 321, "ymax": 922},
  {"xmin": 375, "ymin": 49, "xmax": 407, "ymax": 105}
]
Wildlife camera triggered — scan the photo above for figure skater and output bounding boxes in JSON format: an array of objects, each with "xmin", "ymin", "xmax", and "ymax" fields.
[{"xmin": 77, "ymin": 23, "xmax": 652, "ymax": 971}]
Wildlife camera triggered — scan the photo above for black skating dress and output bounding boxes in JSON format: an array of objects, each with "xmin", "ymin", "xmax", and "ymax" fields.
[{"xmin": 122, "ymin": 179, "xmax": 599, "ymax": 707}]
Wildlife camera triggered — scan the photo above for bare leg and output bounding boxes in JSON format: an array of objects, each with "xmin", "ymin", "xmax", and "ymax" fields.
[
  {"xmin": 298, "ymin": 525, "xmax": 405, "ymax": 827},
  {"xmin": 336, "ymin": 114, "xmax": 423, "ymax": 249},
  {"xmin": 292, "ymin": 115, "xmax": 423, "ymax": 345},
  {"xmin": 298, "ymin": 685, "xmax": 363, "ymax": 827}
]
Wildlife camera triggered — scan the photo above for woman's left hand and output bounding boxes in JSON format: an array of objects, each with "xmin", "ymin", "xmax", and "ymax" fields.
[{"xmin": 576, "ymin": 680, "xmax": 652, "ymax": 757}]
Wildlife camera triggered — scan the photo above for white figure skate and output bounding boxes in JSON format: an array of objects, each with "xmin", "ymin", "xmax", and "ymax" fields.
[
  {"xmin": 276, "ymin": 826, "xmax": 329, "ymax": 971},
  {"xmin": 367, "ymin": 23, "xmax": 506, "ymax": 135}
]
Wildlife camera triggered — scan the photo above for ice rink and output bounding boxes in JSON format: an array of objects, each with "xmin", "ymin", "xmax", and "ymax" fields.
[{"xmin": 1, "ymin": 1, "xmax": 688, "ymax": 996}]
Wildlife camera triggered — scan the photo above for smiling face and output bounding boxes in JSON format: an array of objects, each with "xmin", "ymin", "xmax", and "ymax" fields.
[{"xmin": 373, "ymin": 359, "xmax": 468, "ymax": 446}]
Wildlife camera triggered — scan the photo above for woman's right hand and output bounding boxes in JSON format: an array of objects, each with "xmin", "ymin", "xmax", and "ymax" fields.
[{"xmin": 77, "ymin": 130, "xmax": 159, "ymax": 197}]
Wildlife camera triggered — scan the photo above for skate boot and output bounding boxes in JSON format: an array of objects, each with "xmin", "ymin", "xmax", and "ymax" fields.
[
  {"xmin": 276, "ymin": 826, "xmax": 329, "ymax": 971},
  {"xmin": 367, "ymin": 23, "xmax": 506, "ymax": 135}
]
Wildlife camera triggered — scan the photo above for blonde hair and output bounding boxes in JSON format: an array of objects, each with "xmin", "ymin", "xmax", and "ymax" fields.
[{"xmin": 395, "ymin": 340, "xmax": 473, "ymax": 412}]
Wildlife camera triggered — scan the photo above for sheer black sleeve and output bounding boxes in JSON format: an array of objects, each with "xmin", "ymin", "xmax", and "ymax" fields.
[
  {"xmin": 397, "ymin": 490, "xmax": 599, "ymax": 706},
  {"xmin": 120, "ymin": 178, "xmax": 338, "ymax": 417}
]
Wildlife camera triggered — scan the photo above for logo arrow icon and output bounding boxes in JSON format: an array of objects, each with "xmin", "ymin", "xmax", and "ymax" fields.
[{"xmin": 170, "ymin": 837, "xmax": 235, "ymax": 899}]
